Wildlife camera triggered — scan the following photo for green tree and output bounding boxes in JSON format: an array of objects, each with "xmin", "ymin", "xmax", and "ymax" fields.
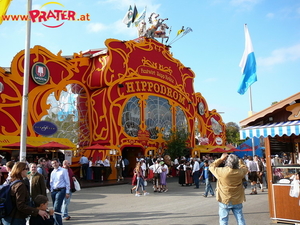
[
  {"xmin": 226, "ymin": 122, "xmax": 244, "ymax": 146},
  {"xmin": 164, "ymin": 129, "xmax": 190, "ymax": 160}
]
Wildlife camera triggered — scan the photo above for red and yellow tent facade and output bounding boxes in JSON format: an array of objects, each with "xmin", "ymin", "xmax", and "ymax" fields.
[{"xmin": 0, "ymin": 38, "xmax": 226, "ymax": 173}]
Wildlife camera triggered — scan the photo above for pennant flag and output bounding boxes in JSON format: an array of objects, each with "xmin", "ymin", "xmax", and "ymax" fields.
[
  {"xmin": 134, "ymin": 7, "xmax": 146, "ymax": 27},
  {"xmin": 122, "ymin": 5, "xmax": 133, "ymax": 28},
  {"xmin": 132, "ymin": 5, "xmax": 138, "ymax": 23},
  {"xmin": 183, "ymin": 27, "xmax": 193, "ymax": 36},
  {"xmin": 0, "ymin": 0, "xmax": 13, "ymax": 25},
  {"xmin": 177, "ymin": 26, "xmax": 184, "ymax": 36},
  {"xmin": 237, "ymin": 24, "xmax": 257, "ymax": 95}
]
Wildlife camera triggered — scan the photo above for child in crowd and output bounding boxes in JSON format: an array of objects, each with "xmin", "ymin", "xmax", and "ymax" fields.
[
  {"xmin": 29, "ymin": 195, "xmax": 54, "ymax": 225},
  {"xmin": 202, "ymin": 161, "xmax": 214, "ymax": 197}
]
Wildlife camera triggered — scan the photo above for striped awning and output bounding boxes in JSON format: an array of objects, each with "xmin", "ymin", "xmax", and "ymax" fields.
[{"xmin": 240, "ymin": 120, "xmax": 300, "ymax": 139}]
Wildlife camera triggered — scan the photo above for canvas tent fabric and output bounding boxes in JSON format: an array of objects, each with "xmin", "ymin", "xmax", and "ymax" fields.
[
  {"xmin": 233, "ymin": 137, "xmax": 263, "ymax": 158},
  {"xmin": 240, "ymin": 120, "xmax": 300, "ymax": 139}
]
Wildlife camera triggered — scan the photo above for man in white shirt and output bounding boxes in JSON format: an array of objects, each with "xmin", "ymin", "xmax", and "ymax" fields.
[
  {"xmin": 103, "ymin": 156, "xmax": 111, "ymax": 180},
  {"xmin": 79, "ymin": 155, "xmax": 89, "ymax": 180},
  {"xmin": 247, "ymin": 156, "xmax": 258, "ymax": 195},
  {"xmin": 192, "ymin": 158, "xmax": 200, "ymax": 189},
  {"xmin": 149, "ymin": 159, "xmax": 162, "ymax": 192},
  {"xmin": 50, "ymin": 158, "xmax": 70, "ymax": 225}
]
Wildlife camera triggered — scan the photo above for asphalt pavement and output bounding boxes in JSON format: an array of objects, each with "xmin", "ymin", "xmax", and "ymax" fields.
[{"xmin": 56, "ymin": 177, "xmax": 282, "ymax": 225}]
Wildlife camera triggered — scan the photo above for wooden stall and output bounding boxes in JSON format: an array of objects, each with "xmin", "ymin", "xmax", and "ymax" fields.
[{"xmin": 240, "ymin": 92, "xmax": 300, "ymax": 224}]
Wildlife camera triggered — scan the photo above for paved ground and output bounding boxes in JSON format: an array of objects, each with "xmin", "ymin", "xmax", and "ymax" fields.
[{"xmin": 56, "ymin": 178, "xmax": 280, "ymax": 225}]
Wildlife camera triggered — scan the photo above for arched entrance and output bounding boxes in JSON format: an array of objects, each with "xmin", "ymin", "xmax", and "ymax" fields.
[{"xmin": 122, "ymin": 147, "xmax": 144, "ymax": 177}]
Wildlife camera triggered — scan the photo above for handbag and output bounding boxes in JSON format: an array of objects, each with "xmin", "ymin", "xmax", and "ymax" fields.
[
  {"xmin": 144, "ymin": 180, "xmax": 147, "ymax": 186},
  {"xmin": 74, "ymin": 178, "xmax": 81, "ymax": 191}
]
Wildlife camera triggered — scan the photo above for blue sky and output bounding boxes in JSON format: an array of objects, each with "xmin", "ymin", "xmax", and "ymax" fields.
[{"xmin": 1, "ymin": 0, "xmax": 300, "ymax": 126}]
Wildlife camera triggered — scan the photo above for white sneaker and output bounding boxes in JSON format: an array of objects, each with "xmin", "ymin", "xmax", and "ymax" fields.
[
  {"xmin": 144, "ymin": 192, "xmax": 149, "ymax": 196},
  {"xmin": 135, "ymin": 194, "xmax": 140, "ymax": 197}
]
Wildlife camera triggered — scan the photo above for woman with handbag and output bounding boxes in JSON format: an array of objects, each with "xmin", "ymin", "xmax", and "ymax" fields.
[{"xmin": 134, "ymin": 162, "xmax": 149, "ymax": 197}]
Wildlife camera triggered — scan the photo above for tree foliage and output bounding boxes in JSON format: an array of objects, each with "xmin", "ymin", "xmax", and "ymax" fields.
[
  {"xmin": 225, "ymin": 122, "xmax": 243, "ymax": 146},
  {"xmin": 164, "ymin": 129, "xmax": 190, "ymax": 160}
]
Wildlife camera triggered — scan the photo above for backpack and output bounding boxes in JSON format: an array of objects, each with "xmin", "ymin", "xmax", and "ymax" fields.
[{"xmin": 0, "ymin": 180, "xmax": 21, "ymax": 218}]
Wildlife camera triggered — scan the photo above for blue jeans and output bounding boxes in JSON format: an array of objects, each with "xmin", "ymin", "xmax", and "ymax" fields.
[
  {"xmin": 219, "ymin": 202, "xmax": 246, "ymax": 225},
  {"xmin": 204, "ymin": 178, "xmax": 214, "ymax": 196},
  {"xmin": 61, "ymin": 191, "xmax": 73, "ymax": 218},
  {"xmin": 51, "ymin": 188, "xmax": 66, "ymax": 225},
  {"xmin": 136, "ymin": 177, "xmax": 145, "ymax": 192},
  {"xmin": 2, "ymin": 217, "xmax": 26, "ymax": 225},
  {"xmin": 193, "ymin": 171, "xmax": 200, "ymax": 188}
]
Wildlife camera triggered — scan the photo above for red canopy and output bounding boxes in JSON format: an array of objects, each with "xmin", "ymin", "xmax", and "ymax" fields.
[
  {"xmin": 84, "ymin": 144, "xmax": 110, "ymax": 150},
  {"xmin": 38, "ymin": 141, "xmax": 72, "ymax": 149},
  {"xmin": 2, "ymin": 142, "xmax": 36, "ymax": 149},
  {"xmin": 233, "ymin": 148, "xmax": 253, "ymax": 152},
  {"xmin": 211, "ymin": 148, "xmax": 228, "ymax": 153}
]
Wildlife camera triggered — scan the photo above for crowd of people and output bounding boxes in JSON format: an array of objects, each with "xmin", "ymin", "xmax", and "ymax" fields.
[
  {"xmin": 0, "ymin": 152, "xmax": 270, "ymax": 224},
  {"xmin": 0, "ymin": 156, "xmax": 75, "ymax": 225},
  {"xmin": 128, "ymin": 153, "xmax": 268, "ymax": 198}
]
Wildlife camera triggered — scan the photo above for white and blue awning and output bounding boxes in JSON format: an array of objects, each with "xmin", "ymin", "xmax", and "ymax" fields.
[{"xmin": 240, "ymin": 120, "xmax": 300, "ymax": 139}]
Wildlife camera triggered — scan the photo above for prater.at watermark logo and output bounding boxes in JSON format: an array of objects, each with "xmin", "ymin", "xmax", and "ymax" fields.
[
  {"xmin": 29, "ymin": 2, "xmax": 90, "ymax": 28},
  {"xmin": 2, "ymin": 2, "xmax": 90, "ymax": 28}
]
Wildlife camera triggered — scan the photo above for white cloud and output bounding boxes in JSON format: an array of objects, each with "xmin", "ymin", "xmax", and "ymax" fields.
[
  {"xmin": 111, "ymin": 19, "xmax": 137, "ymax": 37},
  {"xmin": 32, "ymin": 4, "xmax": 42, "ymax": 10},
  {"xmin": 87, "ymin": 23, "xmax": 107, "ymax": 33},
  {"xmin": 97, "ymin": 0, "xmax": 160, "ymax": 12},
  {"xmin": 257, "ymin": 43, "xmax": 300, "ymax": 67},
  {"xmin": 230, "ymin": 0, "xmax": 261, "ymax": 10},
  {"xmin": 266, "ymin": 13, "xmax": 274, "ymax": 19}
]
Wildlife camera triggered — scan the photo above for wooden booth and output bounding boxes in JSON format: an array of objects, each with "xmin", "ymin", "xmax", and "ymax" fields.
[{"xmin": 240, "ymin": 92, "xmax": 300, "ymax": 224}]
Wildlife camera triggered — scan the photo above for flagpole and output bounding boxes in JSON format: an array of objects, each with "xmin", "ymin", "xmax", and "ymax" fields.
[{"xmin": 20, "ymin": 0, "xmax": 32, "ymax": 162}]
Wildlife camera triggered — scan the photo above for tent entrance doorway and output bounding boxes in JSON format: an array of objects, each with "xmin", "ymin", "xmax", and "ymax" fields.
[{"xmin": 122, "ymin": 147, "xmax": 144, "ymax": 177}]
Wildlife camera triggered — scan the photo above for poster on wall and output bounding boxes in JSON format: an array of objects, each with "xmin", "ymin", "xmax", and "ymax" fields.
[{"xmin": 64, "ymin": 150, "xmax": 73, "ymax": 165}]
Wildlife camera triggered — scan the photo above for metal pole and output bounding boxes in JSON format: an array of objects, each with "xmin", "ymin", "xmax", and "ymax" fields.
[
  {"xmin": 252, "ymin": 137, "xmax": 255, "ymax": 157},
  {"xmin": 20, "ymin": 0, "xmax": 32, "ymax": 162},
  {"xmin": 249, "ymin": 86, "xmax": 253, "ymax": 112}
]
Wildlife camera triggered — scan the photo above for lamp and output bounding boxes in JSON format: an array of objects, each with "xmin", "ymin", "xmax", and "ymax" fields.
[{"xmin": 269, "ymin": 117, "xmax": 273, "ymax": 122}]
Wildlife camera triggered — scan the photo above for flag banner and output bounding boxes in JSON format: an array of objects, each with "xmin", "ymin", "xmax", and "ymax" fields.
[
  {"xmin": 0, "ymin": 0, "xmax": 13, "ymax": 25},
  {"xmin": 132, "ymin": 5, "xmax": 138, "ymax": 23},
  {"xmin": 177, "ymin": 26, "xmax": 184, "ymax": 36},
  {"xmin": 183, "ymin": 27, "xmax": 193, "ymax": 36},
  {"xmin": 122, "ymin": 5, "xmax": 133, "ymax": 28},
  {"xmin": 134, "ymin": 7, "xmax": 146, "ymax": 27},
  {"xmin": 237, "ymin": 24, "xmax": 257, "ymax": 95}
]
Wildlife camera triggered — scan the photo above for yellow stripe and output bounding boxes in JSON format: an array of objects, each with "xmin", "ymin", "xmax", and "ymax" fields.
[{"xmin": 0, "ymin": 0, "xmax": 13, "ymax": 25}]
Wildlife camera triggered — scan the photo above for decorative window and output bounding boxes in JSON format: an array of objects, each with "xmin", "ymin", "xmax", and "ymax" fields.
[
  {"xmin": 145, "ymin": 96, "xmax": 172, "ymax": 139},
  {"xmin": 122, "ymin": 96, "xmax": 140, "ymax": 137},
  {"xmin": 175, "ymin": 106, "xmax": 188, "ymax": 133}
]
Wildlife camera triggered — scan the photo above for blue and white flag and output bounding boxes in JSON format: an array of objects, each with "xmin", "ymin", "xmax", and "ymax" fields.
[
  {"xmin": 122, "ymin": 5, "xmax": 133, "ymax": 28},
  {"xmin": 134, "ymin": 7, "xmax": 146, "ymax": 27},
  {"xmin": 237, "ymin": 24, "xmax": 257, "ymax": 95}
]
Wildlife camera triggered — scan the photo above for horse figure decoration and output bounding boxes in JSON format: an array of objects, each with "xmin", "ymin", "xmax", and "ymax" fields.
[
  {"xmin": 144, "ymin": 13, "xmax": 168, "ymax": 40},
  {"xmin": 153, "ymin": 23, "xmax": 169, "ymax": 43}
]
